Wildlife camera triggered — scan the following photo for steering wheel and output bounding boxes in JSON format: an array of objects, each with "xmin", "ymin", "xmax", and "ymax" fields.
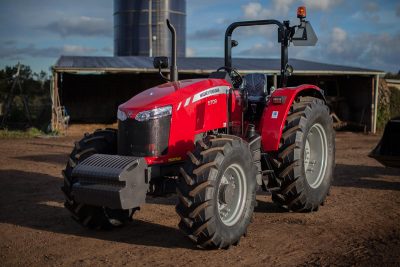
[{"xmin": 216, "ymin": 66, "xmax": 243, "ymax": 88}]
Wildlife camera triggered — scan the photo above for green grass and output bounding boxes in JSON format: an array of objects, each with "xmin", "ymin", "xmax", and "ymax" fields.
[{"xmin": 0, "ymin": 128, "xmax": 45, "ymax": 138}]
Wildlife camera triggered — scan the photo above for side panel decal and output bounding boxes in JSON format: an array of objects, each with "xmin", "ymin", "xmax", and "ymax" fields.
[{"xmin": 192, "ymin": 86, "xmax": 229, "ymax": 103}]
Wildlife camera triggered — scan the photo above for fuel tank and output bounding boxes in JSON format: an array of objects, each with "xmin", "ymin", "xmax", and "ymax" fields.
[{"xmin": 117, "ymin": 78, "xmax": 239, "ymax": 165}]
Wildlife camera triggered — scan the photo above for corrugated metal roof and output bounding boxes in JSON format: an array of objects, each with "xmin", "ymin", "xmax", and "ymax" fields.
[{"xmin": 54, "ymin": 56, "xmax": 384, "ymax": 75}]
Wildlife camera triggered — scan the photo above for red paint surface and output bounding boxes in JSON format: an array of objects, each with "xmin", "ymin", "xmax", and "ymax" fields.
[
  {"xmin": 119, "ymin": 79, "xmax": 322, "ymax": 164},
  {"xmin": 118, "ymin": 78, "xmax": 232, "ymax": 165},
  {"xmin": 259, "ymin": 84, "xmax": 322, "ymax": 152}
]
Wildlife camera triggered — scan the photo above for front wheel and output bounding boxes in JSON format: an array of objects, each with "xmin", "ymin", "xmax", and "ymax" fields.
[
  {"xmin": 176, "ymin": 135, "xmax": 257, "ymax": 249},
  {"xmin": 61, "ymin": 129, "xmax": 134, "ymax": 229},
  {"xmin": 271, "ymin": 96, "xmax": 335, "ymax": 212}
]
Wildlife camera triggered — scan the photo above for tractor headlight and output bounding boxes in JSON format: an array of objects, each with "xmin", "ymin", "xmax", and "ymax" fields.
[
  {"xmin": 135, "ymin": 106, "xmax": 172, "ymax": 122},
  {"xmin": 117, "ymin": 109, "xmax": 128, "ymax": 121}
]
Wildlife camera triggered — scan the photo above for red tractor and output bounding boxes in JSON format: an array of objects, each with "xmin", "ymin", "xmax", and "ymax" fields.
[{"xmin": 62, "ymin": 7, "xmax": 335, "ymax": 249}]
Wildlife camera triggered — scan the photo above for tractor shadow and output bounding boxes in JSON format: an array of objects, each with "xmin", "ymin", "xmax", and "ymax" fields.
[
  {"xmin": 14, "ymin": 153, "xmax": 69, "ymax": 165},
  {"xmin": 27, "ymin": 141, "xmax": 73, "ymax": 149},
  {"xmin": 253, "ymin": 190, "xmax": 286, "ymax": 214},
  {"xmin": 0, "ymin": 169, "xmax": 194, "ymax": 250},
  {"xmin": 254, "ymin": 199, "xmax": 287, "ymax": 214},
  {"xmin": 254, "ymin": 163, "xmax": 400, "ymax": 213},
  {"xmin": 6, "ymin": 163, "xmax": 396, "ymax": 250},
  {"xmin": 333, "ymin": 164, "xmax": 400, "ymax": 191}
]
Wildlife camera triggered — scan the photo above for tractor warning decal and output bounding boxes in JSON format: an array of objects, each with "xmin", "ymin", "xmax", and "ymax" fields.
[{"xmin": 192, "ymin": 86, "xmax": 229, "ymax": 103}]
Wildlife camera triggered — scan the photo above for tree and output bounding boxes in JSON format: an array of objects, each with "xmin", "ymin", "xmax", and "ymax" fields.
[
  {"xmin": 0, "ymin": 64, "xmax": 52, "ymax": 130},
  {"xmin": 384, "ymin": 72, "xmax": 400, "ymax": 79}
]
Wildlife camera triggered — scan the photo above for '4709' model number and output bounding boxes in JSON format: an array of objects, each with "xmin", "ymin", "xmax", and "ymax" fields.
[{"xmin": 208, "ymin": 99, "xmax": 217, "ymax": 105}]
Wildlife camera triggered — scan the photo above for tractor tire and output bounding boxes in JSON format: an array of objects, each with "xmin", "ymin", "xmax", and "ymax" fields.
[
  {"xmin": 176, "ymin": 135, "xmax": 257, "ymax": 249},
  {"xmin": 271, "ymin": 96, "xmax": 335, "ymax": 212},
  {"xmin": 61, "ymin": 129, "xmax": 134, "ymax": 229}
]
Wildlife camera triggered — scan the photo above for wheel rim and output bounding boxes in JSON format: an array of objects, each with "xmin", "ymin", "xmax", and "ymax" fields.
[
  {"xmin": 304, "ymin": 123, "xmax": 328, "ymax": 189},
  {"xmin": 217, "ymin": 163, "xmax": 247, "ymax": 226}
]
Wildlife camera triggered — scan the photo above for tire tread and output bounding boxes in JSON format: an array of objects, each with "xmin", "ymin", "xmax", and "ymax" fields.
[{"xmin": 270, "ymin": 96, "xmax": 334, "ymax": 212}]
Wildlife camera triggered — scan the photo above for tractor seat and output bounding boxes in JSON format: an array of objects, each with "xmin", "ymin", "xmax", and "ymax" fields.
[{"xmin": 241, "ymin": 73, "xmax": 269, "ymax": 102}]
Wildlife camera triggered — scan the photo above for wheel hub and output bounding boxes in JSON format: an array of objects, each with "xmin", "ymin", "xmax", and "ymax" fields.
[
  {"xmin": 304, "ymin": 123, "xmax": 328, "ymax": 189},
  {"xmin": 217, "ymin": 163, "xmax": 247, "ymax": 226},
  {"xmin": 219, "ymin": 183, "xmax": 235, "ymax": 204}
]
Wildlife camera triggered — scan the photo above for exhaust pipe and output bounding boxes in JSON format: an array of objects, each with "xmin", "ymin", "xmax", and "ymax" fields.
[{"xmin": 166, "ymin": 19, "xmax": 178, "ymax": 82}]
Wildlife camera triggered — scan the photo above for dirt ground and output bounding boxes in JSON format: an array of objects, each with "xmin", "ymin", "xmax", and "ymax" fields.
[{"xmin": 0, "ymin": 131, "xmax": 399, "ymax": 266}]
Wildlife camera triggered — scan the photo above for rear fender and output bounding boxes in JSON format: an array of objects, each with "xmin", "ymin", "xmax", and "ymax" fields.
[{"xmin": 259, "ymin": 84, "xmax": 325, "ymax": 152}]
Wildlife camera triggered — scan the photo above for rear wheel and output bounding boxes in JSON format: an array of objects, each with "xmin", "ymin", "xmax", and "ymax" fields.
[
  {"xmin": 176, "ymin": 135, "xmax": 257, "ymax": 249},
  {"xmin": 61, "ymin": 129, "xmax": 134, "ymax": 229},
  {"xmin": 271, "ymin": 96, "xmax": 335, "ymax": 211}
]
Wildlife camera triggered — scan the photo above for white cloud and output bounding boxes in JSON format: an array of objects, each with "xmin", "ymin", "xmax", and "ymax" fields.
[
  {"xmin": 351, "ymin": 11, "xmax": 363, "ymax": 20},
  {"xmin": 332, "ymin": 27, "xmax": 347, "ymax": 42},
  {"xmin": 186, "ymin": 47, "xmax": 196, "ymax": 57},
  {"xmin": 238, "ymin": 41, "xmax": 277, "ymax": 56},
  {"xmin": 328, "ymin": 27, "xmax": 347, "ymax": 54},
  {"xmin": 189, "ymin": 28, "xmax": 222, "ymax": 40},
  {"xmin": 242, "ymin": 2, "xmax": 272, "ymax": 19},
  {"xmin": 0, "ymin": 43, "xmax": 99, "ymax": 59},
  {"xmin": 239, "ymin": 0, "xmax": 294, "ymax": 39},
  {"xmin": 216, "ymin": 18, "xmax": 231, "ymax": 25},
  {"xmin": 62, "ymin": 45, "xmax": 97, "ymax": 54},
  {"xmin": 351, "ymin": 2, "xmax": 380, "ymax": 22},
  {"xmin": 363, "ymin": 2, "xmax": 379, "ymax": 13},
  {"xmin": 301, "ymin": 0, "xmax": 342, "ymax": 11},
  {"xmin": 42, "ymin": 16, "xmax": 112, "ymax": 37},
  {"xmin": 312, "ymin": 29, "xmax": 400, "ymax": 72},
  {"xmin": 234, "ymin": 26, "xmax": 400, "ymax": 72},
  {"xmin": 273, "ymin": 0, "xmax": 296, "ymax": 15},
  {"xmin": 242, "ymin": 0, "xmax": 296, "ymax": 20}
]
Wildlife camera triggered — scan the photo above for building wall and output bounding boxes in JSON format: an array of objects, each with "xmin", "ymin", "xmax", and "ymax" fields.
[
  {"xmin": 59, "ymin": 72, "xmax": 199, "ymax": 123},
  {"xmin": 60, "ymin": 73, "xmax": 160, "ymax": 123},
  {"xmin": 289, "ymin": 75, "xmax": 374, "ymax": 131},
  {"xmin": 58, "ymin": 72, "xmax": 374, "ymax": 131}
]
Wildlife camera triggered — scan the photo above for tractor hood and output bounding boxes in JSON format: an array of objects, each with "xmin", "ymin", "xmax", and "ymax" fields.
[{"xmin": 118, "ymin": 78, "xmax": 231, "ymax": 119}]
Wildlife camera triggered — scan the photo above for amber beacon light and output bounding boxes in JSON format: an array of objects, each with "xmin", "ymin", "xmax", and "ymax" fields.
[{"xmin": 297, "ymin": 6, "xmax": 307, "ymax": 19}]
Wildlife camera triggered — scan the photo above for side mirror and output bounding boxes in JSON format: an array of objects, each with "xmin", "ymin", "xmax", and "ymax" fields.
[
  {"xmin": 231, "ymin": 40, "xmax": 239, "ymax": 48},
  {"xmin": 292, "ymin": 21, "xmax": 318, "ymax": 46},
  {"xmin": 153, "ymin": 56, "xmax": 169, "ymax": 69}
]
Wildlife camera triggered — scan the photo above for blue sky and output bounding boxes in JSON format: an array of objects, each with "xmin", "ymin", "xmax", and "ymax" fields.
[{"xmin": 0, "ymin": 0, "xmax": 399, "ymax": 73}]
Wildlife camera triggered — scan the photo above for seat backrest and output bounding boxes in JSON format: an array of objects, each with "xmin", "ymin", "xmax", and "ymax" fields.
[{"xmin": 242, "ymin": 73, "xmax": 268, "ymax": 102}]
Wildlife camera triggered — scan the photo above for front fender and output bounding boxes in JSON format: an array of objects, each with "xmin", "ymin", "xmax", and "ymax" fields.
[{"xmin": 259, "ymin": 84, "xmax": 325, "ymax": 152}]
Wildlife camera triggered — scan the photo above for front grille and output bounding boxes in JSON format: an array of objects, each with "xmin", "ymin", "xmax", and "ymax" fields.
[{"xmin": 118, "ymin": 116, "xmax": 171, "ymax": 157}]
